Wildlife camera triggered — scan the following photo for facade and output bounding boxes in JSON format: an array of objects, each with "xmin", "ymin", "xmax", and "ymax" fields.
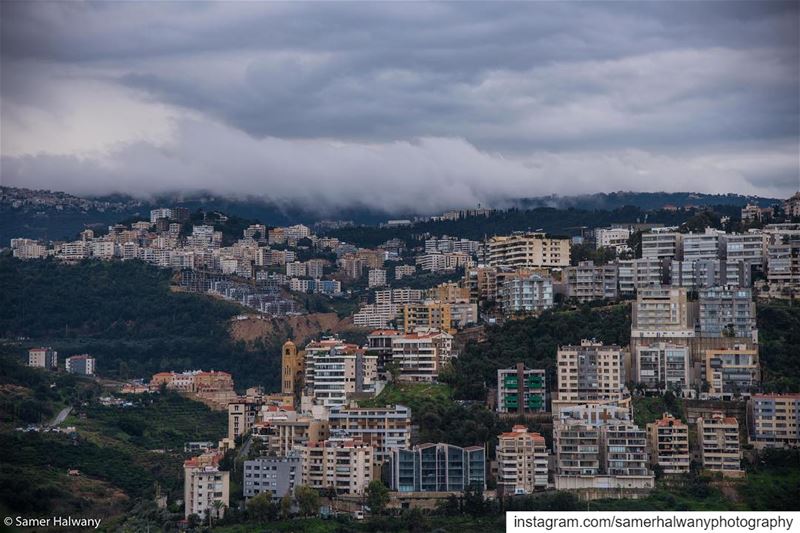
[
  {"xmin": 617, "ymin": 258, "xmax": 663, "ymax": 296},
  {"xmin": 388, "ymin": 443, "xmax": 486, "ymax": 493},
  {"xmin": 402, "ymin": 301, "xmax": 453, "ymax": 334},
  {"xmin": 596, "ymin": 227, "xmax": 631, "ymax": 254},
  {"xmin": 726, "ymin": 231, "xmax": 766, "ymax": 267},
  {"xmin": 496, "ymin": 363, "xmax": 547, "ymax": 414},
  {"xmin": 564, "ymin": 261, "xmax": 618, "ymax": 302},
  {"xmin": 390, "ymin": 330, "xmax": 455, "ymax": 382},
  {"xmin": 704, "ymin": 345, "xmax": 760, "ymax": 399},
  {"xmin": 697, "ymin": 287, "xmax": 756, "ymax": 340},
  {"xmin": 554, "ymin": 340, "xmax": 626, "ymax": 413},
  {"xmin": 299, "ymin": 438, "xmax": 373, "ymax": 495},
  {"xmin": 243, "ymin": 453, "xmax": 301, "ymax": 500},
  {"xmin": 499, "ymin": 273, "xmax": 554, "ymax": 314},
  {"xmin": 646, "ymin": 414, "xmax": 690, "ymax": 474},
  {"xmin": 327, "ymin": 405, "xmax": 412, "ymax": 465},
  {"xmin": 641, "ymin": 229, "xmax": 682, "ymax": 260},
  {"xmin": 368, "ymin": 268, "xmax": 387, "ymax": 288},
  {"xmin": 228, "ymin": 400, "xmax": 262, "ymax": 440},
  {"xmin": 184, "ymin": 452, "xmax": 230, "ymax": 519},
  {"xmin": 488, "ymin": 233, "xmax": 570, "ymax": 269},
  {"xmin": 767, "ymin": 237, "xmax": 800, "ymax": 288},
  {"xmin": 65, "ymin": 354, "xmax": 95, "ymax": 376},
  {"xmin": 633, "ymin": 343, "xmax": 690, "ymax": 393},
  {"xmin": 28, "ymin": 347, "xmax": 58, "ymax": 369},
  {"xmin": 496, "ymin": 425, "xmax": 549, "ymax": 495},
  {"xmin": 366, "ymin": 329, "xmax": 403, "ymax": 374},
  {"xmin": 554, "ymin": 404, "xmax": 654, "ymax": 491},
  {"xmin": 747, "ymin": 394, "xmax": 800, "ymax": 449},
  {"xmin": 682, "ymin": 229, "xmax": 725, "ymax": 261},
  {"xmin": 303, "ymin": 339, "xmax": 378, "ymax": 407},
  {"xmin": 697, "ymin": 413, "xmax": 743, "ymax": 476}
]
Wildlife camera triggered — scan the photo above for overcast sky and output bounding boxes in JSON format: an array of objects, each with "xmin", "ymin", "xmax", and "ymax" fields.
[{"xmin": 1, "ymin": 1, "xmax": 798, "ymax": 213}]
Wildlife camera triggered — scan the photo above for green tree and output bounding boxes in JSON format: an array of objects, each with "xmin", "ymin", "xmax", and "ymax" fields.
[
  {"xmin": 366, "ymin": 480, "xmax": 390, "ymax": 515},
  {"xmin": 280, "ymin": 493, "xmax": 292, "ymax": 518},
  {"xmin": 294, "ymin": 485, "xmax": 319, "ymax": 517},
  {"xmin": 246, "ymin": 492, "xmax": 276, "ymax": 523}
]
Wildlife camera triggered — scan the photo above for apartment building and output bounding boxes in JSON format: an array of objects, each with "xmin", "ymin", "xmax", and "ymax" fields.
[
  {"xmin": 65, "ymin": 354, "xmax": 95, "ymax": 376},
  {"xmin": 488, "ymin": 233, "xmax": 570, "ymax": 269},
  {"xmin": 353, "ymin": 303, "xmax": 400, "ymax": 329},
  {"xmin": 499, "ymin": 273, "xmax": 554, "ymax": 314},
  {"xmin": 496, "ymin": 425, "xmax": 549, "ymax": 495},
  {"xmin": 465, "ymin": 266, "xmax": 498, "ymax": 302},
  {"xmin": 704, "ymin": 345, "xmax": 760, "ymax": 399},
  {"xmin": 328, "ymin": 405, "xmax": 412, "ymax": 465},
  {"xmin": 150, "ymin": 207, "xmax": 173, "ymax": 224},
  {"xmin": 303, "ymin": 339, "xmax": 378, "ymax": 407},
  {"xmin": 631, "ymin": 286, "xmax": 694, "ymax": 341},
  {"xmin": 286, "ymin": 261, "xmax": 306, "ymax": 277},
  {"xmin": 366, "ymin": 329, "xmax": 403, "ymax": 373},
  {"xmin": 228, "ymin": 400, "xmax": 262, "ymax": 440},
  {"xmin": 496, "ymin": 364, "xmax": 547, "ymax": 414},
  {"xmin": 646, "ymin": 413, "xmax": 690, "ymax": 474},
  {"xmin": 727, "ymin": 231, "xmax": 766, "ymax": 267},
  {"xmin": 596, "ymin": 227, "xmax": 631, "ymax": 254},
  {"xmin": 390, "ymin": 330, "xmax": 455, "ymax": 382},
  {"xmin": 299, "ymin": 438, "xmax": 373, "ymax": 495},
  {"xmin": 553, "ymin": 340, "xmax": 626, "ymax": 413},
  {"xmin": 554, "ymin": 403, "xmax": 654, "ymax": 491},
  {"xmin": 617, "ymin": 258, "xmax": 663, "ymax": 296},
  {"xmin": 402, "ymin": 301, "xmax": 453, "ymax": 334},
  {"xmin": 28, "ymin": 347, "xmax": 58, "ymax": 369},
  {"xmin": 11, "ymin": 238, "xmax": 48, "ymax": 259},
  {"xmin": 257, "ymin": 414, "xmax": 330, "ymax": 457},
  {"xmin": 564, "ymin": 261, "xmax": 619, "ymax": 302},
  {"xmin": 682, "ymin": 228, "xmax": 725, "ymax": 261},
  {"xmin": 747, "ymin": 394, "xmax": 800, "ymax": 449},
  {"xmin": 426, "ymin": 282, "xmax": 470, "ymax": 303},
  {"xmin": 642, "ymin": 229, "xmax": 682, "ymax": 260},
  {"xmin": 150, "ymin": 370, "xmax": 234, "ymax": 393},
  {"xmin": 368, "ymin": 268, "xmax": 387, "ymax": 288},
  {"xmin": 767, "ymin": 237, "xmax": 800, "ymax": 288},
  {"xmin": 243, "ymin": 453, "xmax": 301, "ymax": 500},
  {"xmin": 184, "ymin": 452, "xmax": 230, "ymax": 519},
  {"xmin": 395, "ymin": 265, "xmax": 417, "ymax": 280},
  {"xmin": 633, "ymin": 343, "xmax": 691, "ymax": 393},
  {"xmin": 416, "ymin": 252, "xmax": 470, "ymax": 273},
  {"xmin": 697, "ymin": 287, "xmax": 757, "ymax": 340},
  {"xmin": 697, "ymin": 413, "xmax": 743, "ymax": 476},
  {"xmin": 388, "ymin": 443, "xmax": 486, "ymax": 492},
  {"xmin": 375, "ymin": 288, "xmax": 423, "ymax": 305}
]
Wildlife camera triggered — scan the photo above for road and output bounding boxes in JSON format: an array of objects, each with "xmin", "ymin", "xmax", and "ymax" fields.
[{"xmin": 48, "ymin": 406, "xmax": 72, "ymax": 427}]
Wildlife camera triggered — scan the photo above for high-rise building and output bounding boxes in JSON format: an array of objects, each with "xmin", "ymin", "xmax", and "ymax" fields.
[
  {"xmin": 554, "ymin": 403, "xmax": 654, "ymax": 491},
  {"xmin": 633, "ymin": 343, "xmax": 691, "ymax": 393},
  {"xmin": 388, "ymin": 443, "xmax": 486, "ymax": 492},
  {"xmin": 303, "ymin": 339, "xmax": 378, "ymax": 407},
  {"xmin": 389, "ymin": 330, "xmax": 455, "ymax": 382},
  {"xmin": 646, "ymin": 413, "xmax": 690, "ymax": 474},
  {"xmin": 563, "ymin": 261, "xmax": 619, "ymax": 302},
  {"xmin": 496, "ymin": 364, "xmax": 546, "ymax": 414},
  {"xmin": 402, "ymin": 301, "xmax": 453, "ymax": 334},
  {"xmin": 299, "ymin": 438, "xmax": 373, "ymax": 495},
  {"xmin": 747, "ymin": 394, "xmax": 800, "ymax": 449},
  {"xmin": 617, "ymin": 258, "xmax": 663, "ymax": 296},
  {"xmin": 368, "ymin": 269, "xmax": 387, "ymax": 288},
  {"xmin": 499, "ymin": 273, "xmax": 554, "ymax": 314},
  {"xmin": 697, "ymin": 413, "xmax": 743, "ymax": 477},
  {"xmin": 488, "ymin": 233, "xmax": 570, "ymax": 269},
  {"xmin": 697, "ymin": 287, "xmax": 757, "ymax": 341},
  {"xmin": 496, "ymin": 425, "xmax": 549, "ymax": 495},
  {"xmin": 595, "ymin": 227, "xmax": 632, "ymax": 254},
  {"xmin": 553, "ymin": 340, "xmax": 626, "ymax": 413},
  {"xmin": 328, "ymin": 405, "xmax": 412, "ymax": 465},
  {"xmin": 28, "ymin": 347, "xmax": 58, "ymax": 370},
  {"xmin": 682, "ymin": 228, "xmax": 725, "ymax": 261},
  {"xmin": 641, "ymin": 229, "xmax": 682, "ymax": 260}
]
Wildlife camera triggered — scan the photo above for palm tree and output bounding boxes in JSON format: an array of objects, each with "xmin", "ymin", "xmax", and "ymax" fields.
[{"xmin": 210, "ymin": 500, "xmax": 225, "ymax": 527}]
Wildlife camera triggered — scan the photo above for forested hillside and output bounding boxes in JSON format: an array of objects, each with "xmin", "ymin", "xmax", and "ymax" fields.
[{"xmin": 0, "ymin": 257, "xmax": 281, "ymax": 390}]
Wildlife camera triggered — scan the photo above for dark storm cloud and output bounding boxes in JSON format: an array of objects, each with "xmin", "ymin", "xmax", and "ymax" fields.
[{"xmin": 1, "ymin": 1, "xmax": 798, "ymax": 210}]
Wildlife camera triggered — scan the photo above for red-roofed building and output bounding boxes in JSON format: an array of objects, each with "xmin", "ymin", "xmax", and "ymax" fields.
[
  {"xmin": 497, "ymin": 425, "xmax": 549, "ymax": 495},
  {"xmin": 184, "ymin": 451, "xmax": 229, "ymax": 520}
]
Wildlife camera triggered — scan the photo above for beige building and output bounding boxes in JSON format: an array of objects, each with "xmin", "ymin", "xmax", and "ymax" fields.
[
  {"xmin": 28, "ymin": 347, "xmax": 58, "ymax": 369},
  {"xmin": 497, "ymin": 425, "xmax": 549, "ymax": 495},
  {"xmin": 328, "ymin": 405, "xmax": 412, "ymax": 467},
  {"xmin": 184, "ymin": 452, "xmax": 230, "ymax": 519},
  {"xmin": 281, "ymin": 340, "xmax": 304, "ymax": 396},
  {"xmin": 390, "ymin": 330, "xmax": 455, "ymax": 382},
  {"xmin": 748, "ymin": 394, "xmax": 800, "ymax": 449},
  {"xmin": 553, "ymin": 340, "xmax": 626, "ymax": 414},
  {"xmin": 646, "ymin": 413, "xmax": 690, "ymax": 474},
  {"xmin": 488, "ymin": 232, "xmax": 570, "ymax": 269},
  {"xmin": 300, "ymin": 438, "xmax": 374, "ymax": 495},
  {"xmin": 402, "ymin": 301, "xmax": 453, "ymax": 334},
  {"xmin": 697, "ymin": 413, "xmax": 743, "ymax": 477},
  {"xmin": 704, "ymin": 345, "xmax": 760, "ymax": 399}
]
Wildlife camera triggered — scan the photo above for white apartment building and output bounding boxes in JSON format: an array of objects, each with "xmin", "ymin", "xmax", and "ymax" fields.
[
  {"xmin": 564, "ymin": 261, "xmax": 618, "ymax": 302},
  {"xmin": 682, "ymin": 228, "xmax": 725, "ymax": 261},
  {"xmin": 353, "ymin": 303, "xmax": 400, "ymax": 329},
  {"xmin": 395, "ymin": 265, "xmax": 417, "ymax": 280},
  {"xmin": 375, "ymin": 288, "xmax": 423, "ymax": 305},
  {"xmin": 554, "ymin": 403, "xmax": 654, "ymax": 491},
  {"xmin": 368, "ymin": 268, "xmax": 387, "ymax": 288},
  {"xmin": 184, "ymin": 453, "xmax": 230, "ymax": 519},
  {"xmin": 497, "ymin": 425, "xmax": 549, "ymax": 495},
  {"xmin": 286, "ymin": 261, "xmax": 307, "ymax": 277},
  {"xmin": 634, "ymin": 343, "xmax": 690, "ymax": 393},
  {"xmin": 328, "ymin": 405, "xmax": 412, "ymax": 465},
  {"xmin": 617, "ymin": 258, "xmax": 663, "ymax": 296},
  {"xmin": 646, "ymin": 413, "xmax": 690, "ymax": 474},
  {"xmin": 499, "ymin": 274, "xmax": 553, "ymax": 314},
  {"xmin": 697, "ymin": 413, "xmax": 743, "ymax": 477},
  {"xmin": 390, "ymin": 330, "xmax": 455, "ymax": 382},
  {"xmin": 642, "ymin": 228, "xmax": 682, "ymax": 260},
  {"xmin": 596, "ymin": 227, "xmax": 631, "ymax": 254},
  {"xmin": 28, "ymin": 347, "xmax": 58, "ymax": 369},
  {"xmin": 303, "ymin": 339, "xmax": 378, "ymax": 407},
  {"xmin": 416, "ymin": 252, "xmax": 470, "ymax": 273},
  {"xmin": 150, "ymin": 208, "xmax": 173, "ymax": 224}
]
